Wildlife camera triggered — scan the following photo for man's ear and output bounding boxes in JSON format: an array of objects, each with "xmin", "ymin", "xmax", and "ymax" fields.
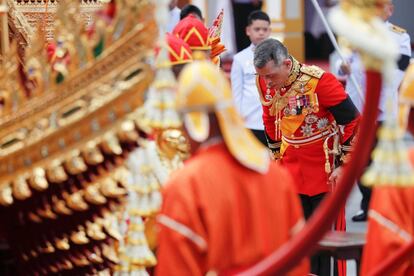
[
  {"xmin": 245, "ymin": 25, "xmax": 250, "ymax": 36},
  {"xmin": 390, "ymin": 4, "xmax": 394, "ymax": 15},
  {"xmin": 283, "ymin": 58, "xmax": 292, "ymax": 68}
]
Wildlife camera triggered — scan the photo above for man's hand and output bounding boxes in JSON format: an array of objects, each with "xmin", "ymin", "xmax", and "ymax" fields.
[
  {"xmin": 329, "ymin": 166, "xmax": 343, "ymax": 184},
  {"xmin": 339, "ymin": 62, "xmax": 351, "ymax": 75},
  {"xmin": 269, "ymin": 150, "xmax": 280, "ymax": 161}
]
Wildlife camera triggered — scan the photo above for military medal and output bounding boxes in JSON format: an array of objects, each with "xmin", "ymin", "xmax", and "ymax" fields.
[
  {"xmin": 303, "ymin": 95, "xmax": 309, "ymax": 107},
  {"xmin": 302, "ymin": 95, "xmax": 310, "ymax": 115},
  {"xmin": 296, "ymin": 95, "xmax": 301, "ymax": 108},
  {"xmin": 312, "ymin": 93, "xmax": 320, "ymax": 113},
  {"xmin": 305, "ymin": 114, "xmax": 318, "ymax": 124},
  {"xmin": 296, "ymin": 95, "xmax": 303, "ymax": 114},
  {"xmin": 265, "ymin": 88, "xmax": 273, "ymax": 100},
  {"xmin": 317, "ymin": 117, "xmax": 329, "ymax": 130},
  {"xmin": 300, "ymin": 83, "xmax": 305, "ymax": 93},
  {"xmin": 287, "ymin": 96, "xmax": 295, "ymax": 115}
]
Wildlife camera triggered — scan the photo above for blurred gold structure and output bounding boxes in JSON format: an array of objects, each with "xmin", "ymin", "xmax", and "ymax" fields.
[
  {"xmin": 329, "ymin": 0, "xmax": 398, "ymax": 73},
  {"xmin": 0, "ymin": 0, "xmax": 158, "ymax": 274}
]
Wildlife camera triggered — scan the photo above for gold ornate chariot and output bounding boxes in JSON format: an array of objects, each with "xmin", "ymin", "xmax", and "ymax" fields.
[{"xmin": 0, "ymin": 0, "xmax": 158, "ymax": 274}]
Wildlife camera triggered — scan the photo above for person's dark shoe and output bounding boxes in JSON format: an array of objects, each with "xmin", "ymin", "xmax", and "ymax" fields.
[{"xmin": 352, "ymin": 210, "xmax": 367, "ymax": 222}]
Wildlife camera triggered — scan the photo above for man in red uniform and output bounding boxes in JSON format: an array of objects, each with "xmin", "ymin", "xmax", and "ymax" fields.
[
  {"xmin": 254, "ymin": 38, "xmax": 360, "ymax": 275},
  {"xmin": 361, "ymin": 63, "xmax": 414, "ymax": 275},
  {"xmin": 155, "ymin": 61, "xmax": 309, "ymax": 275}
]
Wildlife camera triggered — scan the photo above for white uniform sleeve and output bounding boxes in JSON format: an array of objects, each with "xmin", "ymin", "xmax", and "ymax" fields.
[
  {"xmin": 397, "ymin": 32, "xmax": 412, "ymax": 72},
  {"xmin": 230, "ymin": 56, "xmax": 244, "ymax": 115},
  {"xmin": 400, "ymin": 32, "xmax": 412, "ymax": 57}
]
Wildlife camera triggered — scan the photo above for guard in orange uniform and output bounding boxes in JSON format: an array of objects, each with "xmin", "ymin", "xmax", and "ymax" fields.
[
  {"xmin": 164, "ymin": 33, "xmax": 193, "ymax": 78},
  {"xmin": 172, "ymin": 13, "xmax": 224, "ymax": 65},
  {"xmin": 361, "ymin": 63, "xmax": 414, "ymax": 276},
  {"xmin": 155, "ymin": 61, "xmax": 309, "ymax": 275},
  {"xmin": 172, "ymin": 14, "xmax": 211, "ymax": 53},
  {"xmin": 254, "ymin": 38, "xmax": 360, "ymax": 275}
]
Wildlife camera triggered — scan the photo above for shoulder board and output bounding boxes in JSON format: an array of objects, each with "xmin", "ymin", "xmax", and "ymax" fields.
[
  {"xmin": 389, "ymin": 23, "xmax": 406, "ymax": 34},
  {"xmin": 300, "ymin": 65, "xmax": 324, "ymax": 79}
]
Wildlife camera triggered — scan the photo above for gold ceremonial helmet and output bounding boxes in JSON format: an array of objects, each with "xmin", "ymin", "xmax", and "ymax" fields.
[
  {"xmin": 399, "ymin": 63, "xmax": 414, "ymax": 130},
  {"xmin": 176, "ymin": 61, "xmax": 269, "ymax": 173}
]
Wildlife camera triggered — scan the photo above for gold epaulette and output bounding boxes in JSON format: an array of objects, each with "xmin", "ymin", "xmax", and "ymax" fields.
[
  {"xmin": 300, "ymin": 65, "xmax": 324, "ymax": 79},
  {"xmin": 389, "ymin": 23, "xmax": 406, "ymax": 34}
]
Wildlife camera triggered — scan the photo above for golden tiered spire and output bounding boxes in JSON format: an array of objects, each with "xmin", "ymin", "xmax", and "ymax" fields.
[{"xmin": 114, "ymin": 0, "xmax": 192, "ymax": 274}]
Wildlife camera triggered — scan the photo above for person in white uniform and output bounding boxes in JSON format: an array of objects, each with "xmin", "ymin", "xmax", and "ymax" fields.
[
  {"xmin": 166, "ymin": 0, "xmax": 181, "ymax": 32},
  {"xmin": 230, "ymin": 10, "xmax": 271, "ymax": 145}
]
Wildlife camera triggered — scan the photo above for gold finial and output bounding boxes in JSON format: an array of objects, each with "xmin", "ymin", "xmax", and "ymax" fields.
[
  {"xmin": 85, "ymin": 184, "xmax": 107, "ymax": 205},
  {"xmin": 12, "ymin": 177, "xmax": 31, "ymax": 201},
  {"xmin": 28, "ymin": 167, "xmax": 48, "ymax": 191},
  {"xmin": 54, "ymin": 237, "xmax": 70, "ymax": 251},
  {"xmin": 70, "ymin": 227, "xmax": 90, "ymax": 245},
  {"xmin": 82, "ymin": 141, "xmax": 104, "ymax": 165},
  {"xmin": 0, "ymin": 184, "xmax": 12, "ymax": 206}
]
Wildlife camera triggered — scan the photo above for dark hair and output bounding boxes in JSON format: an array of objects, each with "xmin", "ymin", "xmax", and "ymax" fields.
[
  {"xmin": 180, "ymin": 4, "xmax": 203, "ymax": 20},
  {"xmin": 247, "ymin": 10, "xmax": 270, "ymax": 26},
  {"xmin": 253, "ymin": 38, "xmax": 289, "ymax": 68}
]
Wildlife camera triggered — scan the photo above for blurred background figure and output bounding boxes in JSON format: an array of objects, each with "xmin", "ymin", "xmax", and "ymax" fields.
[
  {"xmin": 167, "ymin": 0, "xmax": 181, "ymax": 32},
  {"xmin": 180, "ymin": 4, "xmax": 203, "ymax": 20},
  {"xmin": 230, "ymin": 10, "xmax": 271, "ymax": 145},
  {"xmin": 231, "ymin": 0, "xmax": 263, "ymax": 52},
  {"xmin": 304, "ymin": 0, "xmax": 338, "ymax": 60}
]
